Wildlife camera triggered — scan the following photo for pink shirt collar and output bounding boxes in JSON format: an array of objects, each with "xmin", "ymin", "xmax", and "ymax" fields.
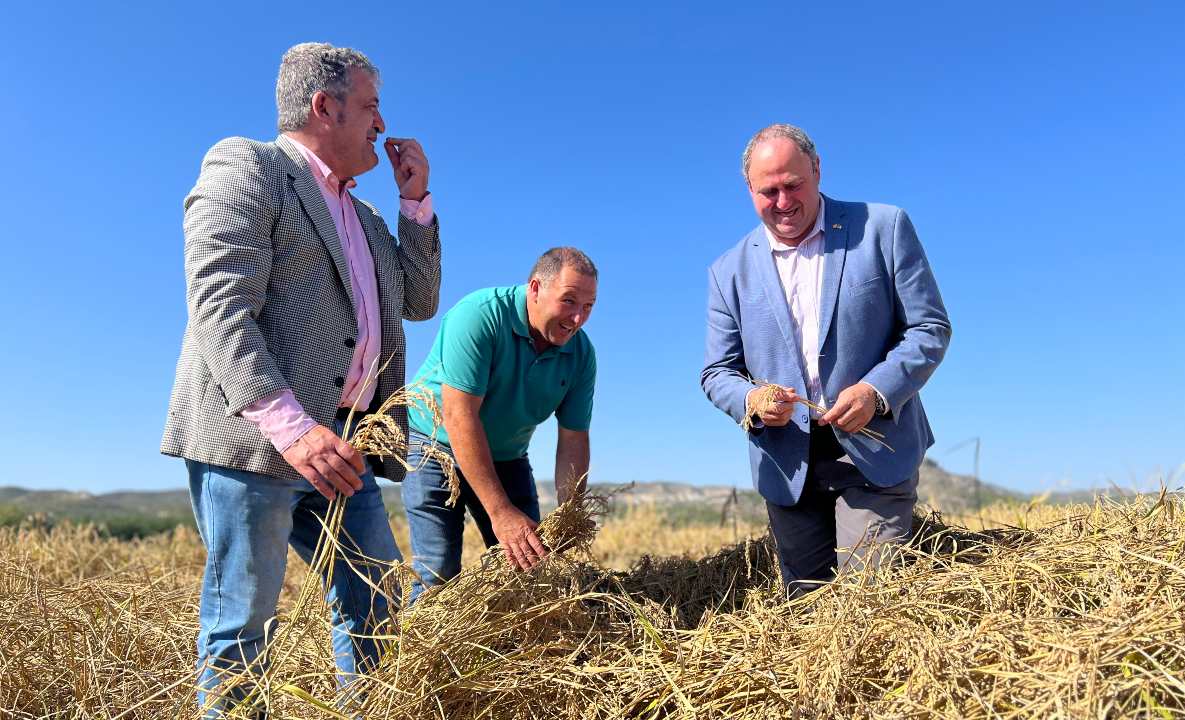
[{"xmin": 284, "ymin": 135, "xmax": 357, "ymax": 195}]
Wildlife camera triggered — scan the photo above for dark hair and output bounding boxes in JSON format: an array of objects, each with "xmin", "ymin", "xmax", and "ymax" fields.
[{"xmin": 528, "ymin": 247, "xmax": 598, "ymax": 285}]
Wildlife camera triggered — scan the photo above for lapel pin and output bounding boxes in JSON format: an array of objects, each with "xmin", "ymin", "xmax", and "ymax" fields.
[{"xmin": 832, "ymin": 223, "xmax": 843, "ymax": 230}]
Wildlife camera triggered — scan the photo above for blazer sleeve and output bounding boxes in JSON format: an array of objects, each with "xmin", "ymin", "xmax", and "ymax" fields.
[
  {"xmin": 861, "ymin": 209, "xmax": 952, "ymax": 416},
  {"xmin": 700, "ymin": 263, "xmax": 757, "ymax": 427},
  {"xmin": 182, "ymin": 138, "xmax": 289, "ymax": 416},
  {"xmin": 395, "ymin": 213, "xmax": 442, "ymax": 322}
]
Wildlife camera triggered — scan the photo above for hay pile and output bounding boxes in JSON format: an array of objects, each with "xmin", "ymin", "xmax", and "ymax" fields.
[{"xmin": 3, "ymin": 491, "xmax": 1185, "ymax": 718}]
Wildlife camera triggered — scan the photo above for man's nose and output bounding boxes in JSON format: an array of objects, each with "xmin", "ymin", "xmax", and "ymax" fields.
[
  {"xmin": 374, "ymin": 110, "xmax": 386, "ymax": 135},
  {"xmin": 775, "ymin": 191, "xmax": 793, "ymax": 209}
]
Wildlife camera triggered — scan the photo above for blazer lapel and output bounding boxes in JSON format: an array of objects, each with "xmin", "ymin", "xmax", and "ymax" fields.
[
  {"xmin": 747, "ymin": 230, "xmax": 800, "ymax": 358},
  {"xmin": 276, "ymin": 136, "xmax": 356, "ymax": 308},
  {"xmin": 352, "ymin": 196, "xmax": 396, "ymax": 306},
  {"xmin": 817, "ymin": 196, "xmax": 849, "ymax": 350}
]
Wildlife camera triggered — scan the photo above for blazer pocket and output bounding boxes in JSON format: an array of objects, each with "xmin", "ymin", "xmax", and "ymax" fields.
[{"xmin": 847, "ymin": 275, "xmax": 885, "ymax": 297}]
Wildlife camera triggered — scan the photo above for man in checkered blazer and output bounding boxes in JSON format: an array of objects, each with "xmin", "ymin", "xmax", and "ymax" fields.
[{"xmin": 161, "ymin": 43, "xmax": 440, "ymax": 714}]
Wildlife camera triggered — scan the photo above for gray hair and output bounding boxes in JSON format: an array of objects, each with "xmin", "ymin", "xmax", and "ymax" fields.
[
  {"xmin": 740, "ymin": 124, "xmax": 818, "ymax": 181},
  {"xmin": 276, "ymin": 43, "xmax": 380, "ymax": 132},
  {"xmin": 529, "ymin": 247, "xmax": 598, "ymax": 285}
]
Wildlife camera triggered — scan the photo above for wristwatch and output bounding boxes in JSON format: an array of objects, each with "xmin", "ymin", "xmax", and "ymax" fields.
[{"xmin": 873, "ymin": 391, "xmax": 888, "ymax": 416}]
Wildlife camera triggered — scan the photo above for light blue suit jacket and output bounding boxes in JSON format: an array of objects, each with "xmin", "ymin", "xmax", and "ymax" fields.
[{"xmin": 701, "ymin": 196, "xmax": 951, "ymax": 506}]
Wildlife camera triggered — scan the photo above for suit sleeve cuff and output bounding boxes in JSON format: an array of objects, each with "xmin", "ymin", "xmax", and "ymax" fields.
[
  {"xmin": 399, "ymin": 193, "xmax": 435, "ymax": 226},
  {"xmin": 240, "ymin": 389, "xmax": 318, "ymax": 453}
]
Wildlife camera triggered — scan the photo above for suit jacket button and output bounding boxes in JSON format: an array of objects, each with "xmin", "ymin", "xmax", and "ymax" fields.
[
  {"xmin": 344, "ymin": 337, "xmax": 355, "ymax": 348},
  {"xmin": 334, "ymin": 377, "xmax": 345, "ymax": 388}
]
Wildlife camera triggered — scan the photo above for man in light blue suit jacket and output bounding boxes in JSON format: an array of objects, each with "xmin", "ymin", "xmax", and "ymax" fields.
[{"xmin": 701, "ymin": 124, "xmax": 951, "ymax": 597}]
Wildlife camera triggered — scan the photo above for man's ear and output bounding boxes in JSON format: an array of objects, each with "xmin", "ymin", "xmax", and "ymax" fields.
[
  {"xmin": 309, "ymin": 91, "xmax": 333, "ymax": 125},
  {"xmin": 526, "ymin": 277, "xmax": 542, "ymax": 300}
]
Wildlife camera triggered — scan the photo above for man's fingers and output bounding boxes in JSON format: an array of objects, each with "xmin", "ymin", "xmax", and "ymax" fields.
[
  {"xmin": 524, "ymin": 530, "xmax": 548, "ymax": 561},
  {"xmin": 518, "ymin": 546, "xmax": 541, "ymax": 570},
  {"xmin": 507, "ymin": 542, "xmax": 527, "ymax": 571},
  {"xmin": 325, "ymin": 452, "xmax": 362, "ymax": 491},
  {"xmin": 837, "ymin": 404, "xmax": 871, "ymax": 433},
  {"xmin": 395, "ymin": 142, "xmax": 426, "ymax": 160},
  {"xmin": 821, "ymin": 400, "xmax": 847, "ymax": 424},
  {"xmin": 335, "ymin": 439, "xmax": 367, "ymax": 477},
  {"xmin": 315, "ymin": 478, "xmax": 336, "ymax": 501},
  {"xmin": 312, "ymin": 457, "xmax": 356, "ymax": 498},
  {"xmin": 304, "ymin": 469, "xmax": 337, "ymax": 501},
  {"xmin": 384, "ymin": 140, "xmax": 402, "ymax": 165}
]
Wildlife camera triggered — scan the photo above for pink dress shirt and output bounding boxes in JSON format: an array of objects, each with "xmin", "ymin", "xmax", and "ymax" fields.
[{"xmin": 241, "ymin": 136, "xmax": 434, "ymax": 453}]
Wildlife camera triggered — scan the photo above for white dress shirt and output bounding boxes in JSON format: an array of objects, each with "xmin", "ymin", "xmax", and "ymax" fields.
[{"xmin": 765, "ymin": 197, "xmax": 828, "ymax": 416}]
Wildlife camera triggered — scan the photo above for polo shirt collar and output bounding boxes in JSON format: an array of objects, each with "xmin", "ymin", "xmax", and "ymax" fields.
[{"xmin": 512, "ymin": 284, "xmax": 576, "ymax": 355}]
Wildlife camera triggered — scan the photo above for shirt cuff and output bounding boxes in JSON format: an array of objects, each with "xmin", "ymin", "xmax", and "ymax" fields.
[
  {"xmin": 399, "ymin": 192, "xmax": 435, "ymax": 226},
  {"xmin": 240, "ymin": 389, "xmax": 318, "ymax": 454}
]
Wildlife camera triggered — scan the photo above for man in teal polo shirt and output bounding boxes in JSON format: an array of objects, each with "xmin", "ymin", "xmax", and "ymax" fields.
[{"xmin": 403, "ymin": 247, "xmax": 597, "ymax": 599}]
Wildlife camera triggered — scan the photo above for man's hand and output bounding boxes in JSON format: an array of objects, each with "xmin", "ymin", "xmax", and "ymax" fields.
[
  {"xmin": 384, "ymin": 137, "xmax": 429, "ymax": 201},
  {"xmin": 746, "ymin": 385, "xmax": 800, "ymax": 428},
  {"xmin": 281, "ymin": 425, "xmax": 365, "ymax": 501},
  {"xmin": 490, "ymin": 505, "xmax": 549, "ymax": 571},
  {"xmin": 820, "ymin": 383, "xmax": 878, "ymax": 433}
]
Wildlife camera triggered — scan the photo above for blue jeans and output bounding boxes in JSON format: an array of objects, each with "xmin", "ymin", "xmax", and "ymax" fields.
[
  {"xmin": 186, "ymin": 420, "xmax": 400, "ymax": 717},
  {"xmin": 401, "ymin": 430, "xmax": 540, "ymax": 603}
]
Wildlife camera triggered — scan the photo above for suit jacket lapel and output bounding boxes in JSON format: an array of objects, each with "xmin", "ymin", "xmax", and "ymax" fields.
[
  {"xmin": 817, "ymin": 195, "xmax": 849, "ymax": 350},
  {"xmin": 276, "ymin": 136, "xmax": 356, "ymax": 308},
  {"xmin": 747, "ymin": 230, "xmax": 800, "ymax": 358},
  {"xmin": 352, "ymin": 196, "xmax": 395, "ymax": 308}
]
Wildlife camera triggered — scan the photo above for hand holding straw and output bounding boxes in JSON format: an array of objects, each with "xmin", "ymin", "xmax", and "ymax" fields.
[{"xmin": 744, "ymin": 382, "xmax": 894, "ymax": 452}]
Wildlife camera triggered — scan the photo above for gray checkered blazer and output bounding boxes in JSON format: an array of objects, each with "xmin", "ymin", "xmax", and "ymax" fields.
[{"xmin": 161, "ymin": 135, "xmax": 441, "ymax": 483}]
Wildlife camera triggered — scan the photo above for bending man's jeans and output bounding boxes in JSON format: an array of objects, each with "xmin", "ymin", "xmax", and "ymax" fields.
[
  {"xmin": 401, "ymin": 430, "xmax": 540, "ymax": 604},
  {"xmin": 186, "ymin": 419, "xmax": 400, "ymax": 717}
]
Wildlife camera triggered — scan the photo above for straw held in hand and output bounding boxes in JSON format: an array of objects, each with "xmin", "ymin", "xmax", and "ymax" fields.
[{"xmin": 743, "ymin": 382, "xmax": 894, "ymax": 451}]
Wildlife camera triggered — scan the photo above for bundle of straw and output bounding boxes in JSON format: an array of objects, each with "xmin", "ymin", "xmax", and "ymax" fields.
[{"xmin": 743, "ymin": 382, "xmax": 894, "ymax": 451}]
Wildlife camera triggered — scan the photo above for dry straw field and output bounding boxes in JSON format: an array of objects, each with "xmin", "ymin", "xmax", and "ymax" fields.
[{"xmin": 3, "ymin": 487, "xmax": 1185, "ymax": 719}]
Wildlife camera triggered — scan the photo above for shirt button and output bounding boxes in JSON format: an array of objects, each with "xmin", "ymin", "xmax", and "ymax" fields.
[
  {"xmin": 334, "ymin": 377, "xmax": 345, "ymax": 388},
  {"xmin": 801, "ymin": 415, "xmax": 808, "ymax": 423},
  {"xmin": 344, "ymin": 337, "xmax": 355, "ymax": 348}
]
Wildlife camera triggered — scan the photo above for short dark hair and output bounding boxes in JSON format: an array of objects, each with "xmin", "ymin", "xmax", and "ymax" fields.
[{"xmin": 528, "ymin": 247, "xmax": 598, "ymax": 285}]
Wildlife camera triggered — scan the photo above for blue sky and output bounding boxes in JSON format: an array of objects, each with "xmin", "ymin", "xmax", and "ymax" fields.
[{"xmin": 1, "ymin": 2, "xmax": 1182, "ymax": 495}]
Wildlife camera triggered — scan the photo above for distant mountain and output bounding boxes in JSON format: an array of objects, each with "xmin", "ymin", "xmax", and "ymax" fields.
[
  {"xmin": 0, "ymin": 458, "xmax": 1104, "ymax": 537},
  {"xmin": 0, "ymin": 486, "xmax": 196, "ymax": 537}
]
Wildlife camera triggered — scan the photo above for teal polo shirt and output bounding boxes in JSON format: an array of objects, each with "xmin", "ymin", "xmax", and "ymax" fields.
[{"xmin": 407, "ymin": 285, "xmax": 596, "ymax": 461}]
